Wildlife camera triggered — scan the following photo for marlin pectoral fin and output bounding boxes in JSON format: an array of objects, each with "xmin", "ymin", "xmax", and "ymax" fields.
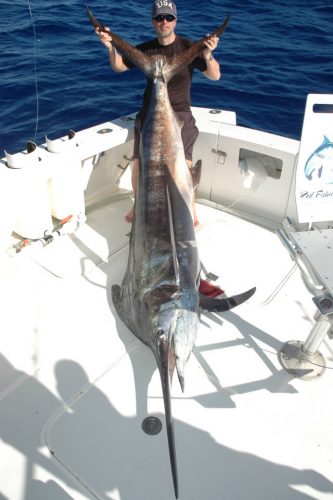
[{"xmin": 199, "ymin": 286, "xmax": 256, "ymax": 312}]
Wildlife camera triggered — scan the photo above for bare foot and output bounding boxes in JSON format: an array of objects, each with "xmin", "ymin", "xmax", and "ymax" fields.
[{"xmin": 125, "ymin": 208, "xmax": 134, "ymax": 223}]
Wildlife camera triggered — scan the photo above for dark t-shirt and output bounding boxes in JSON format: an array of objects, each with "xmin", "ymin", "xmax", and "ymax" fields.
[{"xmin": 123, "ymin": 36, "xmax": 207, "ymax": 113}]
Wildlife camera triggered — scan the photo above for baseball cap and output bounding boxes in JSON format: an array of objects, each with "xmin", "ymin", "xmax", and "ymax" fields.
[{"xmin": 152, "ymin": 1, "xmax": 177, "ymax": 20}]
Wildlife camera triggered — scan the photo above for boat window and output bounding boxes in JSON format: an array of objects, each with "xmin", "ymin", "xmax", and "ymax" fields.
[{"xmin": 239, "ymin": 148, "xmax": 283, "ymax": 180}]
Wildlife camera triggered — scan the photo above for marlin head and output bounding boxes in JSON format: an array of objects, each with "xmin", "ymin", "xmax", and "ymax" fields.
[
  {"xmin": 145, "ymin": 286, "xmax": 199, "ymax": 391},
  {"xmin": 172, "ymin": 297, "xmax": 199, "ymax": 392}
]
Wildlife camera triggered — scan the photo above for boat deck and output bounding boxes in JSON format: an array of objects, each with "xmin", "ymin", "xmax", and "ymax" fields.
[{"xmin": 1, "ymin": 197, "xmax": 333, "ymax": 500}]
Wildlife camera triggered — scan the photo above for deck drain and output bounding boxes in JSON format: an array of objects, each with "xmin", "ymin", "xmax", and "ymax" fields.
[{"xmin": 142, "ymin": 416, "xmax": 162, "ymax": 435}]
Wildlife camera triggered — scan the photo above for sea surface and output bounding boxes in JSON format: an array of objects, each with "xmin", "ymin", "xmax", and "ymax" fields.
[{"xmin": 0, "ymin": 0, "xmax": 332, "ymax": 154}]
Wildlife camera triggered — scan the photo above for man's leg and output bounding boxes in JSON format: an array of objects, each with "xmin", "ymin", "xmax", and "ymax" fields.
[
  {"xmin": 125, "ymin": 112, "xmax": 141, "ymax": 223},
  {"xmin": 181, "ymin": 111, "xmax": 200, "ymax": 226}
]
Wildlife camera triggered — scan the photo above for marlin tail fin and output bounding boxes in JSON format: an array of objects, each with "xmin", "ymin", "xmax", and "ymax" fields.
[{"xmin": 87, "ymin": 7, "xmax": 230, "ymax": 84}]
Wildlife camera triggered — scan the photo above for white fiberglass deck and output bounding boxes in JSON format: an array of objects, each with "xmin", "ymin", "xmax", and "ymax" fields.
[{"xmin": 1, "ymin": 198, "xmax": 333, "ymax": 500}]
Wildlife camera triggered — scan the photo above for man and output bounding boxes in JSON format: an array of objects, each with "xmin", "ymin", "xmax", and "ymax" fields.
[{"xmin": 96, "ymin": 1, "xmax": 221, "ymax": 224}]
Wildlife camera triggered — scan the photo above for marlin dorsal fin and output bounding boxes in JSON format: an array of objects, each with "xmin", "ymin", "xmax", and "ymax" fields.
[{"xmin": 166, "ymin": 184, "xmax": 180, "ymax": 285}]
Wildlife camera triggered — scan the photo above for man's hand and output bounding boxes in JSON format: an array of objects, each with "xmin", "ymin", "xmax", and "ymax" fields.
[
  {"xmin": 95, "ymin": 26, "xmax": 128, "ymax": 73},
  {"xmin": 95, "ymin": 26, "xmax": 113, "ymax": 52},
  {"xmin": 203, "ymin": 35, "xmax": 219, "ymax": 61}
]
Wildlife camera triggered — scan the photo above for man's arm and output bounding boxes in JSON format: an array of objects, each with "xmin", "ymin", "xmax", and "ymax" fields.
[
  {"xmin": 96, "ymin": 27, "xmax": 129, "ymax": 73},
  {"xmin": 202, "ymin": 36, "xmax": 221, "ymax": 81}
]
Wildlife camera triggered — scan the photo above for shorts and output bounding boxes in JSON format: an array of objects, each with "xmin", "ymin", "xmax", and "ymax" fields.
[{"xmin": 133, "ymin": 110, "xmax": 199, "ymax": 162}]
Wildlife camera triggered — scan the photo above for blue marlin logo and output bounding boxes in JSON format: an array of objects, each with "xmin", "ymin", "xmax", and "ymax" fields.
[{"xmin": 304, "ymin": 136, "xmax": 333, "ymax": 184}]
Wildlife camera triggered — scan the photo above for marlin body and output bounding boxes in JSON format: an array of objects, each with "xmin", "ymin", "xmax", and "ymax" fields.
[
  {"xmin": 114, "ymin": 72, "xmax": 199, "ymax": 500},
  {"xmin": 88, "ymin": 9, "xmax": 255, "ymax": 497}
]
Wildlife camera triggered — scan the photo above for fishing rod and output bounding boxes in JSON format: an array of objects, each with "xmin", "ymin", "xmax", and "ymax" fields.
[{"xmin": 26, "ymin": 0, "xmax": 40, "ymax": 144}]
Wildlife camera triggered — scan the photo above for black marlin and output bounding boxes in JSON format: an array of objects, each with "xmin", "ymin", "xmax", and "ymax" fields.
[{"xmin": 88, "ymin": 8, "xmax": 255, "ymax": 497}]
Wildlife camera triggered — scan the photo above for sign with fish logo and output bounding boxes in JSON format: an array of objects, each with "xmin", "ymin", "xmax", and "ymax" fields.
[{"xmin": 296, "ymin": 94, "xmax": 333, "ymax": 223}]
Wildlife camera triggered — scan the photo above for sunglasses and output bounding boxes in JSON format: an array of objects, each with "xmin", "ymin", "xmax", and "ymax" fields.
[{"xmin": 154, "ymin": 14, "xmax": 176, "ymax": 23}]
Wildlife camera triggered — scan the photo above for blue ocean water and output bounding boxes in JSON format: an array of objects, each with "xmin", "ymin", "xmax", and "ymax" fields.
[{"xmin": 0, "ymin": 0, "xmax": 332, "ymax": 154}]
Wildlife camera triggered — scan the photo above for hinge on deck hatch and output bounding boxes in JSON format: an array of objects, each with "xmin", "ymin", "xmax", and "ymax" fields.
[{"xmin": 212, "ymin": 148, "xmax": 227, "ymax": 165}]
